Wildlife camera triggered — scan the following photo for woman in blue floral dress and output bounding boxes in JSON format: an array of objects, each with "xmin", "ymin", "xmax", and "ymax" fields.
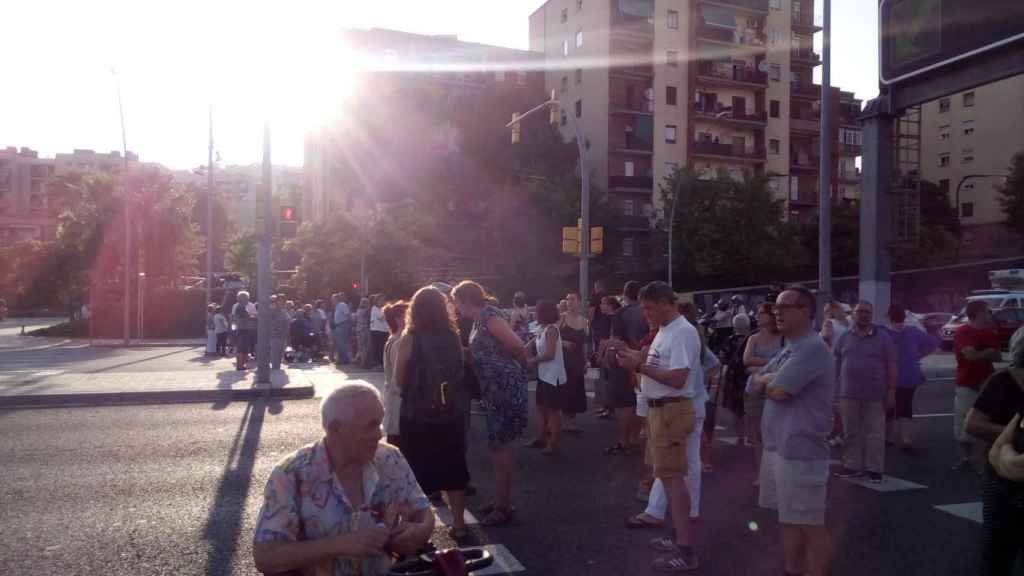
[{"xmin": 452, "ymin": 280, "xmax": 528, "ymax": 526}]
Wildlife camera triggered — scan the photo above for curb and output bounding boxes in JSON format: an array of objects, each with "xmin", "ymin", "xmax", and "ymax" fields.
[{"xmin": 0, "ymin": 385, "xmax": 315, "ymax": 409}]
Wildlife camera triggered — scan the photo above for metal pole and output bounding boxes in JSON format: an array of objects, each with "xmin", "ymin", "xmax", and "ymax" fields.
[
  {"xmin": 138, "ymin": 273, "xmax": 145, "ymax": 341},
  {"xmin": 566, "ymin": 108, "xmax": 590, "ymax": 311},
  {"xmin": 256, "ymin": 123, "xmax": 273, "ymax": 384},
  {"xmin": 113, "ymin": 70, "xmax": 131, "ymax": 345},
  {"xmin": 206, "ymin": 105, "xmax": 214, "ymax": 312},
  {"xmin": 817, "ymin": 0, "xmax": 833, "ymax": 311},
  {"xmin": 667, "ymin": 175, "xmax": 681, "ymax": 288}
]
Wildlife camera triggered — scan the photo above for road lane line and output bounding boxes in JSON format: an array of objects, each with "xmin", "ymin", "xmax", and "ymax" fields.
[
  {"xmin": 914, "ymin": 412, "xmax": 954, "ymax": 418},
  {"xmin": 934, "ymin": 502, "xmax": 982, "ymax": 524},
  {"xmin": 472, "ymin": 544, "xmax": 526, "ymax": 575},
  {"xmin": 839, "ymin": 474, "xmax": 927, "ymax": 492}
]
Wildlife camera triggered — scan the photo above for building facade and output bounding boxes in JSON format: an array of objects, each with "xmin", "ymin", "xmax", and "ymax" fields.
[
  {"xmin": 919, "ymin": 74, "xmax": 1024, "ymax": 257},
  {"xmin": 529, "ymin": 0, "xmax": 862, "ymax": 270}
]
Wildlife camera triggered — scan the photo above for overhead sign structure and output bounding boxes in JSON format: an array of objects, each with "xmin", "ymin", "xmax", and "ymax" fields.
[{"xmin": 879, "ymin": 0, "xmax": 1024, "ymax": 109}]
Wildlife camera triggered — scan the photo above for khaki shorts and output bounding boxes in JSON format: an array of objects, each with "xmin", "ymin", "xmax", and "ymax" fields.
[
  {"xmin": 758, "ymin": 450, "xmax": 829, "ymax": 526},
  {"xmin": 954, "ymin": 386, "xmax": 979, "ymax": 443},
  {"xmin": 645, "ymin": 398, "xmax": 696, "ymax": 479}
]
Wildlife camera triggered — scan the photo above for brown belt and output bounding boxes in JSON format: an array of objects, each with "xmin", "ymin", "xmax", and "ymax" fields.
[{"xmin": 647, "ymin": 396, "xmax": 684, "ymax": 408}]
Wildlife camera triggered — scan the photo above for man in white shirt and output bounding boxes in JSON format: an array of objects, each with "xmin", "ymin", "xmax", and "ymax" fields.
[{"xmin": 617, "ymin": 281, "xmax": 702, "ymax": 572}]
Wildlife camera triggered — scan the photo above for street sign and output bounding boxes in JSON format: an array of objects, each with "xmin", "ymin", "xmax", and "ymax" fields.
[{"xmin": 879, "ymin": 0, "xmax": 1024, "ymax": 109}]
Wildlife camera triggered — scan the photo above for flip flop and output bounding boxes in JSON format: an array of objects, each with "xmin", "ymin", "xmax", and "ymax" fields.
[
  {"xmin": 604, "ymin": 443, "xmax": 626, "ymax": 455},
  {"xmin": 626, "ymin": 513, "xmax": 664, "ymax": 529},
  {"xmin": 481, "ymin": 506, "xmax": 515, "ymax": 527}
]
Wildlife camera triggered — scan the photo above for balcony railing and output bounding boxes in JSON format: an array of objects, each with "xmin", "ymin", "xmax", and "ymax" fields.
[
  {"xmin": 609, "ymin": 175, "xmax": 654, "ymax": 190},
  {"xmin": 698, "ymin": 0, "xmax": 769, "ymax": 12},
  {"xmin": 838, "ymin": 142, "xmax": 863, "ymax": 155},
  {"xmin": 791, "ymin": 11, "xmax": 823, "ymax": 28},
  {"xmin": 697, "ymin": 61, "xmax": 767, "ymax": 85},
  {"xmin": 839, "ymin": 168, "xmax": 862, "ymax": 181},
  {"xmin": 694, "ymin": 105, "xmax": 767, "ymax": 124},
  {"xmin": 616, "ymin": 215, "xmax": 651, "ymax": 230},
  {"xmin": 791, "ymin": 50, "xmax": 822, "ymax": 65},
  {"xmin": 692, "ymin": 140, "xmax": 766, "ymax": 160},
  {"xmin": 610, "ymin": 65, "xmax": 654, "ymax": 78},
  {"xmin": 614, "ymin": 136, "xmax": 654, "ymax": 152},
  {"xmin": 790, "ymin": 117, "xmax": 819, "ymax": 133},
  {"xmin": 698, "ymin": 25, "xmax": 767, "ymax": 47},
  {"xmin": 791, "ymin": 82, "xmax": 820, "ymax": 98},
  {"xmin": 791, "ymin": 157, "xmax": 820, "ymax": 170}
]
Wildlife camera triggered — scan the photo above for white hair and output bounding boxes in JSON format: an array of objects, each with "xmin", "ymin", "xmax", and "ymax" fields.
[
  {"xmin": 732, "ymin": 313, "xmax": 751, "ymax": 333},
  {"xmin": 320, "ymin": 382, "xmax": 382, "ymax": 430},
  {"xmin": 237, "ymin": 290, "xmax": 250, "ymax": 300}
]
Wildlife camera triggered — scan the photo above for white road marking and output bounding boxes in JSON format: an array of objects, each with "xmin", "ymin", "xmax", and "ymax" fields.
[
  {"xmin": 434, "ymin": 506, "xmax": 480, "ymax": 526},
  {"xmin": 841, "ymin": 475, "xmax": 927, "ymax": 492},
  {"xmin": 934, "ymin": 502, "xmax": 982, "ymax": 524},
  {"xmin": 914, "ymin": 412, "xmax": 954, "ymax": 418},
  {"xmin": 471, "ymin": 544, "xmax": 526, "ymax": 575}
]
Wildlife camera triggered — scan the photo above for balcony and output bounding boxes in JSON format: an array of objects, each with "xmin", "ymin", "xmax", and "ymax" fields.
[
  {"xmin": 692, "ymin": 140, "xmax": 766, "ymax": 161},
  {"xmin": 790, "ymin": 116, "xmax": 819, "ymax": 134},
  {"xmin": 791, "ymin": 49, "xmax": 822, "ymax": 67},
  {"xmin": 609, "ymin": 175, "xmax": 654, "ymax": 190},
  {"xmin": 611, "ymin": 101, "xmax": 654, "ymax": 115},
  {"xmin": 697, "ymin": 25, "xmax": 767, "ymax": 49},
  {"xmin": 610, "ymin": 65, "xmax": 654, "ymax": 79},
  {"xmin": 838, "ymin": 142, "xmax": 863, "ymax": 156},
  {"xmin": 613, "ymin": 135, "xmax": 654, "ymax": 155},
  {"xmin": 616, "ymin": 215, "xmax": 651, "ymax": 231},
  {"xmin": 696, "ymin": 60, "xmax": 767, "ymax": 87},
  {"xmin": 791, "ymin": 82, "xmax": 820, "ymax": 100},
  {"xmin": 694, "ymin": 104, "xmax": 767, "ymax": 126},
  {"xmin": 791, "ymin": 156, "xmax": 820, "ymax": 172},
  {"xmin": 839, "ymin": 168, "xmax": 862, "ymax": 183},
  {"xmin": 791, "ymin": 11, "xmax": 823, "ymax": 32},
  {"xmin": 698, "ymin": 0, "xmax": 769, "ymax": 13}
]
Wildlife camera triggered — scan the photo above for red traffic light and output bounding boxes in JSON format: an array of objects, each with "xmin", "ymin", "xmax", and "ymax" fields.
[
  {"xmin": 352, "ymin": 282, "xmax": 360, "ymax": 290},
  {"xmin": 280, "ymin": 206, "xmax": 296, "ymax": 221}
]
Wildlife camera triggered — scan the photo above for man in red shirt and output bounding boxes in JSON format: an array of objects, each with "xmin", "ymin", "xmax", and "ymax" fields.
[{"xmin": 953, "ymin": 300, "xmax": 1002, "ymax": 471}]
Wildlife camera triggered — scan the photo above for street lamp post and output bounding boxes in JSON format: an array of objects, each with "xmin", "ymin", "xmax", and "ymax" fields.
[
  {"xmin": 112, "ymin": 69, "xmax": 132, "ymax": 345},
  {"xmin": 506, "ymin": 93, "xmax": 591, "ymax": 308},
  {"xmin": 818, "ymin": 0, "xmax": 834, "ymax": 314},
  {"xmin": 206, "ymin": 106, "xmax": 214, "ymax": 313},
  {"xmin": 137, "ymin": 272, "xmax": 146, "ymax": 341}
]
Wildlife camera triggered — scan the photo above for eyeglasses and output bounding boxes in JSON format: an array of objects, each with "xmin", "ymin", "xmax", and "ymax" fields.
[{"xmin": 774, "ymin": 303, "xmax": 805, "ymax": 312}]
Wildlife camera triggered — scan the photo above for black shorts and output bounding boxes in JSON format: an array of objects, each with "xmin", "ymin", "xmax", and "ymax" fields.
[
  {"xmin": 536, "ymin": 379, "xmax": 566, "ymax": 411},
  {"xmin": 891, "ymin": 387, "xmax": 916, "ymax": 419}
]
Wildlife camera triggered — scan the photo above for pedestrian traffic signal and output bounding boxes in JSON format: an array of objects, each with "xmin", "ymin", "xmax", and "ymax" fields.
[
  {"xmin": 352, "ymin": 282, "xmax": 359, "ymax": 291},
  {"xmin": 280, "ymin": 206, "xmax": 296, "ymax": 221},
  {"xmin": 278, "ymin": 205, "xmax": 299, "ymax": 238},
  {"xmin": 511, "ymin": 113, "xmax": 521, "ymax": 144}
]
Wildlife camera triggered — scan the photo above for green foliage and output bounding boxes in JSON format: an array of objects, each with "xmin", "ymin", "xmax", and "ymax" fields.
[
  {"xmin": 796, "ymin": 200, "xmax": 860, "ymax": 278},
  {"xmin": 892, "ymin": 179, "xmax": 962, "ymax": 268},
  {"xmin": 660, "ymin": 168, "xmax": 798, "ymax": 289},
  {"xmin": 998, "ymin": 152, "xmax": 1024, "ymax": 247},
  {"xmin": 224, "ymin": 231, "xmax": 258, "ymax": 287}
]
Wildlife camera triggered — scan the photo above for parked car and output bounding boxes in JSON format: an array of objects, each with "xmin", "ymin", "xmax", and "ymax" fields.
[
  {"xmin": 940, "ymin": 291, "xmax": 1024, "ymax": 350},
  {"xmin": 916, "ymin": 312, "xmax": 954, "ymax": 338}
]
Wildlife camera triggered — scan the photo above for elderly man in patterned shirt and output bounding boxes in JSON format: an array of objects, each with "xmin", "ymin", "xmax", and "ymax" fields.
[{"xmin": 253, "ymin": 383, "xmax": 435, "ymax": 576}]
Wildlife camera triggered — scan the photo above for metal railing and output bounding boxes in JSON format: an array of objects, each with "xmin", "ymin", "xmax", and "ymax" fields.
[
  {"xmin": 697, "ymin": 61, "xmax": 768, "ymax": 84},
  {"xmin": 694, "ymin": 106, "xmax": 768, "ymax": 123},
  {"xmin": 609, "ymin": 175, "xmax": 654, "ymax": 189},
  {"xmin": 692, "ymin": 140, "xmax": 766, "ymax": 159}
]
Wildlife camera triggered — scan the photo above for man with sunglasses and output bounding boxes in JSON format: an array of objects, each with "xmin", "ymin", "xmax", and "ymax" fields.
[{"xmin": 749, "ymin": 287, "xmax": 835, "ymax": 576}]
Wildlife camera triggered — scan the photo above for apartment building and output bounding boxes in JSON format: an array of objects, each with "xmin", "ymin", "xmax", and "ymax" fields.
[
  {"xmin": 529, "ymin": 0, "xmax": 862, "ymax": 270},
  {"xmin": 304, "ymin": 28, "xmax": 545, "ymax": 225},
  {"xmin": 0, "ymin": 147, "xmax": 56, "ymax": 246},
  {"xmin": 919, "ymin": 74, "xmax": 1024, "ymax": 256}
]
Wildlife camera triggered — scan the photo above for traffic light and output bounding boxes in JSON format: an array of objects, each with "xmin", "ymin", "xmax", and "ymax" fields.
[
  {"xmin": 279, "ymin": 205, "xmax": 299, "ymax": 238},
  {"xmin": 352, "ymin": 282, "xmax": 360, "ymax": 291},
  {"xmin": 510, "ymin": 112, "xmax": 521, "ymax": 144}
]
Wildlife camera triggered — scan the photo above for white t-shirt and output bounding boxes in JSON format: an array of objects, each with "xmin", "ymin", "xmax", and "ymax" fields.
[
  {"xmin": 370, "ymin": 306, "xmax": 388, "ymax": 333},
  {"xmin": 640, "ymin": 315, "xmax": 702, "ymax": 400}
]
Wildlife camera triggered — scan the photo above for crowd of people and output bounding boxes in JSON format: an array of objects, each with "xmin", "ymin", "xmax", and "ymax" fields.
[{"xmin": 245, "ymin": 278, "xmax": 1024, "ymax": 576}]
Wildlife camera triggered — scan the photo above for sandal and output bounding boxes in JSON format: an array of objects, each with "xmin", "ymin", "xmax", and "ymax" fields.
[
  {"xmin": 651, "ymin": 552, "xmax": 700, "ymax": 573},
  {"xmin": 447, "ymin": 526, "xmax": 470, "ymax": 542},
  {"xmin": 626, "ymin": 513, "xmax": 664, "ymax": 529},
  {"xmin": 604, "ymin": 443, "xmax": 626, "ymax": 455},
  {"xmin": 478, "ymin": 502, "xmax": 516, "ymax": 516},
  {"xmin": 481, "ymin": 505, "xmax": 515, "ymax": 527}
]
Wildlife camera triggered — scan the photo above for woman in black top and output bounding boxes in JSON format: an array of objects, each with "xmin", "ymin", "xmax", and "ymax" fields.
[{"xmin": 965, "ymin": 328, "xmax": 1024, "ymax": 576}]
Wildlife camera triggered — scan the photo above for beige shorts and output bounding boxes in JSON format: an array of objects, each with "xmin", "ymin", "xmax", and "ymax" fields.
[
  {"xmin": 758, "ymin": 450, "xmax": 829, "ymax": 526},
  {"xmin": 954, "ymin": 386, "xmax": 979, "ymax": 443},
  {"xmin": 645, "ymin": 398, "xmax": 696, "ymax": 479}
]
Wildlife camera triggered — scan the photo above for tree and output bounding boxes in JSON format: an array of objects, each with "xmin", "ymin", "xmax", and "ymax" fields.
[
  {"xmin": 796, "ymin": 200, "xmax": 860, "ymax": 278},
  {"xmin": 998, "ymin": 152, "xmax": 1024, "ymax": 247},
  {"xmin": 224, "ymin": 231, "xmax": 258, "ymax": 287},
  {"xmin": 892, "ymin": 179, "xmax": 961, "ymax": 268},
  {"xmin": 660, "ymin": 168, "xmax": 798, "ymax": 289}
]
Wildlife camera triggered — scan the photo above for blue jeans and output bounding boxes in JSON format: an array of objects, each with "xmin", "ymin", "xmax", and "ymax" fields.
[{"xmin": 334, "ymin": 322, "xmax": 352, "ymax": 364}]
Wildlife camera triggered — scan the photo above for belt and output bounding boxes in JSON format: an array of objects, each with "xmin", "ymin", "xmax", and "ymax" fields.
[{"xmin": 648, "ymin": 396, "xmax": 684, "ymax": 408}]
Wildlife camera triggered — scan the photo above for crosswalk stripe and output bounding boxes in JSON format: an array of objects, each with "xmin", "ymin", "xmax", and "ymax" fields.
[
  {"xmin": 434, "ymin": 506, "xmax": 480, "ymax": 527},
  {"xmin": 839, "ymin": 474, "xmax": 927, "ymax": 492},
  {"xmin": 934, "ymin": 502, "xmax": 982, "ymax": 524},
  {"xmin": 471, "ymin": 544, "xmax": 527, "ymax": 575}
]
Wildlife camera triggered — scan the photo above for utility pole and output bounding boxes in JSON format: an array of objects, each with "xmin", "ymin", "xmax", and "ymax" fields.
[
  {"xmin": 256, "ymin": 123, "xmax": 273, "ymax": 384},
  {"xmin": 817, "ymin": 0, "xmax": 833, "ymax": 315},
  {"xmin": 113, "ymin": 69, "xmax": 132, "ymax": 345},
  {"xmin": 206, "ymin": 105, "xmax": 214, "ymax": 312}
]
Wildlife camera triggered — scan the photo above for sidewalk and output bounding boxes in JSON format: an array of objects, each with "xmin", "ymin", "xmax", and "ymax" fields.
[{"xmin": 0, "ymin": 366, "xmax": 318, "ymax": 408}]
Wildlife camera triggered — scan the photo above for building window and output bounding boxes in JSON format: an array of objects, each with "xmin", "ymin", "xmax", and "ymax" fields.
[
  {"xmin": 667, "ymin": 9, "xmax": 679, "ymax": 30},
  {"xmin": 963, "ymin": 148, "xmax": 974, "ymax": 164},
  {"xmin": 575, "ymin": 68, "xmax": 583, "ymax": 84},
  {"xmin": 939, "ymin": 98, "xmax": 950, "ymax": 113},
  {"xmin": 770, "ymin": 0, "xmax": 782, "ymax": 8},
  {"xmin": 666, "ymin": 86, "xmax": 677, "ymax": 106},
  {"xmin": 769, "ymin": 29, "xmax": 782, "ymax": 45},
  {"xmin": 770, "ymin": 99, "xmax": 780, "ymax": 118},
  {"xmin": 517, "ymin": 71, "xmax": 527, "ymax": 85},
  {"xmin": 963, "ymin": 91, "xmax": 975, "ymax": 107},
  {"xmin": 939, "ymin": 124, "xmax": 950, "ymax": 140},
  {"xmin": 790, "ymin": 177, "xmax": 800, "ymax": 200},
  {"xmin": 576, "ymin": 30, "xmax": 583, "ymax": 48},
  {"xmin": 561, "ymin": 7, "xmax": 568, "ymax": 23},
  {"xmin": 494, "ymin": 69, "xmax": 506, "ymax": 82},
  {"xmin": 769, "ymin": 139, "xmax": 780, "ymax": 154},
  {"xmin": 563, "ymin": 40, "xmax": 569, "ymax": 56},
  {"xmin": 561, "ymin": 75, "xmax": 568, "ymax": 93},
  {"xmin": 962, "ymin": 119, "xmax": 975, "ymax": 136},
  {"xmin": 575, "ymin": 99, "xmax": 582, "ymax": 118},
  {"xmin": 939, "ymin": 178, "xmax": 949, "ymax": 196},
  {"xmin": 666, "ymin": 50, "xmax": 678, "ymax": 67},
  {"xmin": 624, "ymin": 161, "xmax": 635, "ymax": 177},
  {"xmin": 665, "ymin": 125, "xmax": 677, "ymax": 144},
  {"xmin": 961, "ymin": 202, "xmax": 974, "ymax": 218},
  {"xmin": 622, "ymin": 237, "xmax": 636, "ymax": 256},
  {"xmin": 939, "ymin": 153, "xmax": 950, "ymax": 167},
  {"xmin": 769, "ymin": 64, "xmax": 781, "ymax": 81},
  {"xmin": 623, "ymin": 199, "xmax": 635, "ymax": 216},
  {"xmin": 577, "ymin": 0, "xmax": 583, "ymax": 10}
]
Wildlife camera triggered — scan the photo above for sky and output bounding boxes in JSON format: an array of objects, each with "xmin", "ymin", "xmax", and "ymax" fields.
[{"xmin": 0, "ymin": 0, "xmax": 879, "ymax": 170}]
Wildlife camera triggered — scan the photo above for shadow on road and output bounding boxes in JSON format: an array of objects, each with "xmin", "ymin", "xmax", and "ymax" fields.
[
  {"xmin": 202, "ymin": 400, "xmax": 268, "ymax": 575},
  {"xmin": 85, "ymin": 347, "xmax": 199, "ymax": 374}
]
